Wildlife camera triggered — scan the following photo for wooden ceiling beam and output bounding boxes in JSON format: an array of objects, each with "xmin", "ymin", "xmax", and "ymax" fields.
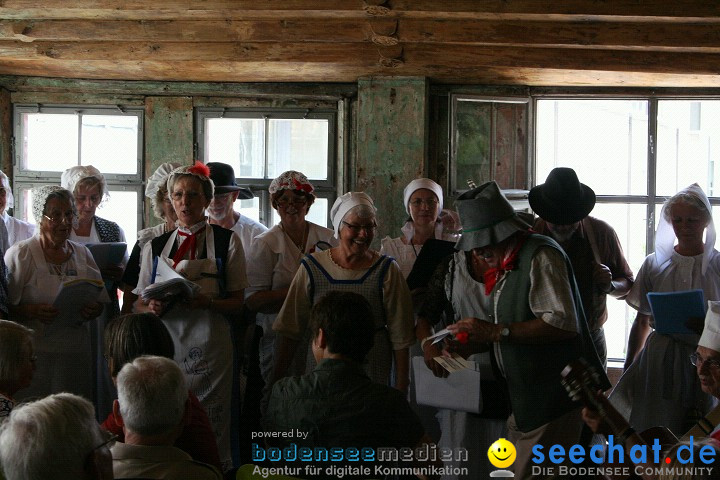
[
  {"xmin": 1, "ymin": 19, "xmax": 719, "ymax": 52},
  {"xmin": 0, "ymin": 1, "xmax": 719, "ymax": 21}
]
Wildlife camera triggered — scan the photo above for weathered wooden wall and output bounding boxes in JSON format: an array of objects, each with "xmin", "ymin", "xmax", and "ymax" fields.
[
  {"xmin": 355, "ymin": 77, "xmax": 428, "ymax": 244},
  {"xmin": 0, "ymin": 88, "xmax": 10, "ymax": 175}
]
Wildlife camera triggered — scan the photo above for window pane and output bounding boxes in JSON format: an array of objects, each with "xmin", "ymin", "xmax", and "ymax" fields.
[
  {"xmin": 96, "ymin": 190, "xmax": 138, "ymax": 254},
  {"xmin": 536, "ymin": 100, "xmax": 649, "ymax": 195},
  {"xmin": 267, "ymin": 119, "xmax": 329, "ymax": 180},
  {"xmin": 271, "ymin": 198, "xmax": 329, "ymax": 228},
  {"xmin": 23, "ymin": 113, "xmax": 79, "ymax": 171},
  {"xmin": 235, "ymin": 197, "xmax": 260, "ymax": 224},
  {"xmin": 205, "ymin": 118, "xmax": 265, "ymax": 178},
  {"xmin": 81, "ymin": 115, "xmax": 139, "ymax": 174},
  {"xmin": 656, "ymin": 100, "xmax": 720, "ymax": 196},
  {"xmin": 590, "ymin": 203, "xmax": 648, "ymax": 360}
]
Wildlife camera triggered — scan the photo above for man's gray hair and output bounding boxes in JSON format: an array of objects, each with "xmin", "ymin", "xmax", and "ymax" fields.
[
  {"xmin": 0, "ymin": 393, "xmax": 102, "ymax": 480},
  {"xmin": 0, "ymin": 320, "xmax": 34, "ymax": 387},
  {"xmin": 117, "ymin": 355, "xmax": 187, "ymax": 436}
]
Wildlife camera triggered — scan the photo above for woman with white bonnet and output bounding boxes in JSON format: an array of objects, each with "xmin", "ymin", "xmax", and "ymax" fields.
[
  {"xmin": 134, "ymin": 162, "xmax": 247, "ymax": 470},
  {"xmin": 61, "ymin": 165, "xmax": 126, "ymax": 420},
  {"xmin": 0, "ymin": 171, "xmax": 34, "ymax": 250},
  {"xmin": 611, "ymin": 183, "xmax": 720, "ymax": 436},
  {"xmin": 4, "ymin": 186, "xmax": 106, "ymax": 404},
  {"xmin": 272, "ymin": 192, "xmax": 414, "ymax": 391},
  {"xmin": 246, "ymin": 171, "xmax": 337, "ymax": 390},
  {"xmin": 120, "ymin": 162, "xmax": 180, "ymax": 313},
  {"xmin": 381, "ymin": 178, "xmax": 459, "ymax": 278}
]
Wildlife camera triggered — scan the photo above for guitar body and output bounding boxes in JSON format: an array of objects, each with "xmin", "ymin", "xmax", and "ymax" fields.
[{"xmin": 560, "ymin": 359, "xmax": 678, "ymax": 480}]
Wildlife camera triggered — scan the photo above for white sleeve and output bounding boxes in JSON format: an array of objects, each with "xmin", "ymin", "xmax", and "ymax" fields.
[
  {"xmin": 226, "ymin": 232, "xmax": 249, "ymax": 292},
  {"xmin": 132, "ymin": 241, "xmax": 155, "ymax": 295}
]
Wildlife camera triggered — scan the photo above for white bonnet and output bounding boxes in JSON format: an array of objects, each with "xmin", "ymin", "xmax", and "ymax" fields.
[
  {"xmin": 145, "ymin": 162, "xmax": 181, "ymax": 199},
  {"xmin": 60, "ymin": 165, "xmax": 108, "ymax": 201},
  {"xmin": 699, "ymin": 301, "xmax": 720, "ymax": 353},
  {"xmin": 403, "ymin": 178, "xmax": 443, "ymax": 214},
  {"xmin": 330, "ymin": 192, "xmax": 376, "ymax": 239}
]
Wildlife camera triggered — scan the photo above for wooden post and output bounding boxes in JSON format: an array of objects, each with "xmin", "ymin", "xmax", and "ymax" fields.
[
  {"xmin": 355, "ymin": 76, "xmax": 429, "ymax": 245},
  {"xmin": 144, "ymin": 96, "xmax": 193, "ymax": 226}
]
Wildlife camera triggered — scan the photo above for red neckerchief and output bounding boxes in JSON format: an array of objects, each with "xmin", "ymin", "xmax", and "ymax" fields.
[
  {"xmin": 482, "ymin": 231, "xmax": 532, "ymax": 295},
  {"xmin": 172, "ymin": 230, "xmax": 197, "ymax": 268}
]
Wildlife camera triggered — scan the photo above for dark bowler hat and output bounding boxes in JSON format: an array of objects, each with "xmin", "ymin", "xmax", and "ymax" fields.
[
  {"xmin": 454, "ymin": 181, "xmax": 531, "ymax": 252},
  {"xmin": 529, "ymin": 167, "xmax": 596, "ymax": 225},
  {"xmin": 206, "ymin": 162, "xmax": 254, "ymax": 199}
]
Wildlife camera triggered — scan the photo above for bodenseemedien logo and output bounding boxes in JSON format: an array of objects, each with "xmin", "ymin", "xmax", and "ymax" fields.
[{"xmin": 488, "ymin": 438, "xmax": 516, "ymax": 478}]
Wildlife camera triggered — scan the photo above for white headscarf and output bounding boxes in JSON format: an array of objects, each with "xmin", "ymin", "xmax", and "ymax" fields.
[
  {"xmin": 699, "ymin": 301, "xmax": 720, "ymax": 353},
  {"xmin": 0, "ymin": 171, "xmax": 14, "ymax": 210},
  {"xmin": 403, "ymin": 178, "xmax": 443, "ymax": 214},
  {"xmin": 655, "ymin": 183, "xmax": 716, "ymax": 274},
  {"xmin": 330, "ymin": 192, "xmax": 376, "ymax": 239}
]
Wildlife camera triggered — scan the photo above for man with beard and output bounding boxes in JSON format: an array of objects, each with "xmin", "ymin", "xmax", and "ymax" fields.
[
  {"xmin": 529, "ymin": 167, "xmax": 634, "ymax": 367},
  {"xmin": 206, "ymin": 162, "xmax": 267, "ymax": 259}
]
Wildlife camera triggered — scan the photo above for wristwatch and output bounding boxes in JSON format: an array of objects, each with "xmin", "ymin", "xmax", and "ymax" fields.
[{"xmin": 498, "ymin": 325, "xmax": 510, "ymax": 342}]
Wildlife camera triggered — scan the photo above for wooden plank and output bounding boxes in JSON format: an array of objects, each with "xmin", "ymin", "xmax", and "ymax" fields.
[
  {"xmin": 9, "ymin": 92, "xmax": 144, "ymax": 105},
  {"xmin": 0, "ymin": 1, "xmax": 718, "ymax": 20},
  {"xmin": 2, "ymin": 18, "xmax": 720, "ymax": 51},
  {"xmin": 0, "ymin": 75, "xmax": 357, "ymax": 99},
  {"xmin": 1, "ymin": 58, "xmax": 719, "ymax": 87},
  {"xmin": 0, "ymin": 41, "xmax": 719, "ymax": 74}
]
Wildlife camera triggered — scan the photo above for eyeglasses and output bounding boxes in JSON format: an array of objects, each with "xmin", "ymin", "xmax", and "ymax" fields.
[
  {"xmin": 342, "ymin": 221, "xmax": 376, "ymax": 234},
  {"xmin": 43, "ymin": 212, "xmax": 76, "ymax": 224},
  {"xmin": 690, "ymin": 352, "xmax": 720, "ymax": 370},
  {"xmin": 276, "ymin": 198, "xmax": 308, "ymax": 208},
  {"xmin": 171, "ymin": 191, "xmax": 202, "ymax": 201},
  {"xmin": 409, "ymin": 198, "xmax": 439, "ymax": 208}
]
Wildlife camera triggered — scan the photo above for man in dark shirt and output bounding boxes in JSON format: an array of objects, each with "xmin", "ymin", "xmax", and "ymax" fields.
[{"xmin": 265, "ymin": 291, "xmax": 438, "ymax": 480}]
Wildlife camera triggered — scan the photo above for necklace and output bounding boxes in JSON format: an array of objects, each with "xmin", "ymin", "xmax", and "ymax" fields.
[{"xmin": 281, "ymin": 222, "xmax": 308, "ymax": 252}]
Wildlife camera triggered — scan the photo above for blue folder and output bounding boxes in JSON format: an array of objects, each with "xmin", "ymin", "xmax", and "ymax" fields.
[{"xmin": 647, "ymin": 289, "xmax": 705, "ymax": 335}]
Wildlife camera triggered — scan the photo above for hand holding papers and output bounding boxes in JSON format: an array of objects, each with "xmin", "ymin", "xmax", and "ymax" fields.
[
  {"xmin": 141, "ymin": 257, "xmax": 200, "ymax": 303},
  {"xmin": 647, "ymin": 289, "xmax": 705, "ymax": 335},
  {"xmin": 49, "ymin": 278, "xmax": 107, "ymax": 333}
]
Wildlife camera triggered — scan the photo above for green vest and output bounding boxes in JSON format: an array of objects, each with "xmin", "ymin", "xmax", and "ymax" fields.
[{"xmin": 493, "ymin": 234, "xmax": 609, "ymax": 432}]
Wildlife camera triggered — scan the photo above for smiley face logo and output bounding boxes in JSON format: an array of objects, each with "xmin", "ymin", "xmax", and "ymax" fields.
[{"xmin": 488, "ymin": 438, "xmax": 516, "ymax": 469}]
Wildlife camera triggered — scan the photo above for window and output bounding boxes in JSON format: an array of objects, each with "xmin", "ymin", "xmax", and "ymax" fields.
[
  {"xmin": 535, "ymin": 98, "xmax": 720, "ymax": 363},
  {"xmin": 450, "ymin": 95, "xmax": 529, "ymax": 195},
  {"xmin": 195, "ymin": 108, "xmax": 337, "ymax": 227},
  {"xmin": 13, "ymin": 105, "xmax": 144, "ymax": 245}
]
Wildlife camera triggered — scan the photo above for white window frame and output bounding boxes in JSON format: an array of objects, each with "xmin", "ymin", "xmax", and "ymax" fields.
[
  {"xmin": 195, "ymin": 107, "xmax": 338, "ymax": 227},
  {"xmin": 532, "ymin": 94, "xmax": 720, "ymax": 365},
  {"xmin": 12, "ymin": 104, "xmax": 144, "ymax": 233}
]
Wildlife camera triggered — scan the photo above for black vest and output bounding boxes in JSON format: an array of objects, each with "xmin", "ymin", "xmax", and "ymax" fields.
[{"xmin": 150, "ymin": 224, "xmax": 233, "ymax": 298}]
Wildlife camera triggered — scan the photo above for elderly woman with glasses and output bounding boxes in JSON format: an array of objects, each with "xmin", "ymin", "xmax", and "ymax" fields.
[
  {"xmin": 133, "ymin": 162, "xmax": 247, "ymax": 471},
  {"xmin": 245, "ymin": 171, "xmax": 337, "ymax": 391},
  {"xmin": 0, "ymin": 320, "xmax": 35, "ymax": 422},
  {"xmin": 3, "ymin": 186, "xmax": 106, "ymax": 404},
  {"xmin": 272, "ymin": 192, "xmax": 414, "ymax": 392}
]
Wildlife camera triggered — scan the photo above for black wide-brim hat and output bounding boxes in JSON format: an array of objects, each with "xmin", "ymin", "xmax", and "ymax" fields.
[
  {"xmin": 207, "ymin": 162, "xmax": 254, "ymax": 199},
  {"xmin": 528, "ymin": 167, "xmax": 596, "ymax": 225},
  {"xmin": 455, "ymin": 181, "xmax": 532, "ymax": 251}
]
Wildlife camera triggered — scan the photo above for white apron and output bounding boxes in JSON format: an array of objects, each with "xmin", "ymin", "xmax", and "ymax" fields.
[
  {"xmin": 156, "ymin": 227, "xmax": 234, "ymax": 471},
  {"xmin": 16, "ymin": 240, "xmax": 96, "ymax": 403}
]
